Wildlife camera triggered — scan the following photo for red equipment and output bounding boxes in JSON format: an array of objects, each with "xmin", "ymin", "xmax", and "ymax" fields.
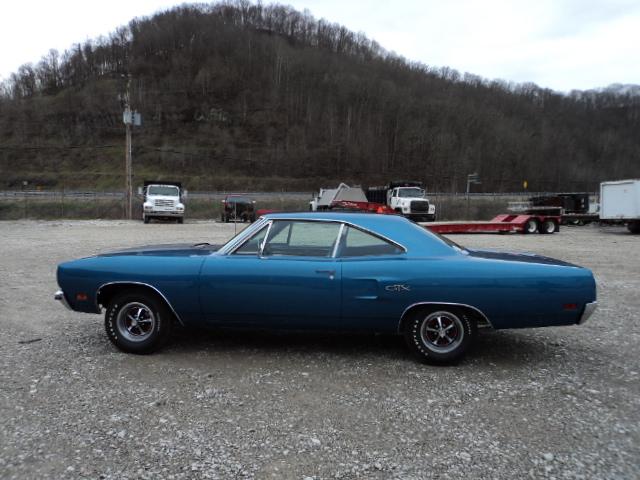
[
  {"xmin": 329, "ymin": 200, "xmax": 395, "ymax": 214},
  {"xmin": 425, "ymin": 214, "xmax": 561, "ymax": 234}
]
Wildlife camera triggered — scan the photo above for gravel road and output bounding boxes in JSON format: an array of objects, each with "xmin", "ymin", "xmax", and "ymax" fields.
[{"xmin": 1, "ymin": 220, "xmax": 638, "ymax": 479}]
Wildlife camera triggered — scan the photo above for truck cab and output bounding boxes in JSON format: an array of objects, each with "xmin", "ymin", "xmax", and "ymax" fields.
[
  {"xmin": 142, "ymin": 181, "xmax": 186, "ymax": 224},
  {"xmin": 387, "ymin": 186, "xmax": 436, "ymax": 221}
]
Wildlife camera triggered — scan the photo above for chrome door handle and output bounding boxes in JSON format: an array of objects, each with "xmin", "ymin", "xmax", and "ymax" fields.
[{"xmin": 315, "ymin": 269, "xmax": 336, "ymax": 279}]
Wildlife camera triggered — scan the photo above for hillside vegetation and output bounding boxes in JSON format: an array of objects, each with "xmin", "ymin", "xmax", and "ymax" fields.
[{"xmin": 1, "ymin": 1, "xmax": 639, "ymax": 192}]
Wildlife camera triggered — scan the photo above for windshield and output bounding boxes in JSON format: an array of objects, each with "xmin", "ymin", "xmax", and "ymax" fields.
[
  {"xmin": 218, "ymin": 218, "xmax": 268, "ymax": 254},
  {"xmin": 397, "ymin": 188, "xmax": 424, "ymax": 198},
  {"xmin": 148, "ymin": 186, "xmax": 179, "ymax": 196}
]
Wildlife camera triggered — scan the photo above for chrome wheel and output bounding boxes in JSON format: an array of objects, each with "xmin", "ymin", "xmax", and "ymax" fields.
[
  {"xmin": 420, "ymin": 311, "xmax": 465, "ymax": 354},
  {"xmin": 542, "ymin": 220, "xmax": 556, "ymax": 234},
  {"xmin": 525, "ymin": 219, "xmax": 538, "ymax": 234},
  {"xmin": 116, "ymin": 302, "xmax": 156, "ymax": 342}
]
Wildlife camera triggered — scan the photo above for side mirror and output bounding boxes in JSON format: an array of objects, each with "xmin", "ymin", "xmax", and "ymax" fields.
[
  {"xmin": 137, "ymin": 186, "xmax": 143, "ymax": 195},
  {"xmin": 182, "ymin": 189, "xmax": 188, "ymax": 199}
]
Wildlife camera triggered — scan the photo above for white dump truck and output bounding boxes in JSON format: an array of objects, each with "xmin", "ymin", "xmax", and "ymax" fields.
[
  {"xmin": 366, "ymin": 181, "xmax": 436, "ymax": 221},
  {"xmin": 140, "ymin": 181, "xmax": 186, "ymax": 224},
  {"xmin": 600, "ymin": 179, "xmax": 640, "ymax": 233}
]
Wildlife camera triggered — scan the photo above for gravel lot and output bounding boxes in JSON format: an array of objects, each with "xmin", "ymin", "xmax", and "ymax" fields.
[{"xmin": 1, "ymin": 220, "xmax": 639, "ymax": 479}]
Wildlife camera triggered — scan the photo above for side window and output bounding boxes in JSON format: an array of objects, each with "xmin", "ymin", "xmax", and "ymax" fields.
[
  {"xmin": 233, "ymin": 225, "xmax": 269, "ymax": 255},
  {"xmin": 340, "ymin": 226, "xmax": 403, "ymax": 257},
  {"xmin": 263, "ymin": 221, "xmax": 341, "ymax": 257}
]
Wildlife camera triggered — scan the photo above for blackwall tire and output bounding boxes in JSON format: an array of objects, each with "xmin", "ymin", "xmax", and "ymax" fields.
[
  {"xmin": 628, "ymin": 221, "xmax": 640, "ymax": 234},
  {"xmin": 403, "ymin": 307, "xmax": 476, "ymax": 365},
  {"xmin": 143, "ymin": 216, "xmax": 150, "ymax": 224},
  {"xmin": 524, "ymin": 219, "xmax": 539, "ymax": 234},
  {"xmin": 104, "ymin": 290, "xmax": 172, "ymax": 354},
  {"xmin": 541, "ymin": 219, "xmax": 557, "ymax": 234}
]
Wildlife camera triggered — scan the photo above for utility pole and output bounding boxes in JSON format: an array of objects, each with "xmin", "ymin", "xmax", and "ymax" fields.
[
  {"xmin": 122, "ymin": 75, "xmax": 141, "ymax": 220},
  {"xmin": 123, "ymin": 75, "xmax": 132, "ymax": 220},
  {"xmin": 466, "ymin": 172, "xmax": 481, "ymax": 220}
]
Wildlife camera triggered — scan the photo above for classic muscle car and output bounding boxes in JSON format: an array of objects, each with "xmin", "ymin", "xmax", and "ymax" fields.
[{"xmin": 55, "ymin": 212, "xmax": 597, "ymax": 364}]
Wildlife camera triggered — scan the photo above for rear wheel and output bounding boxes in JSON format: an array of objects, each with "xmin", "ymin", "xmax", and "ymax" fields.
[
  {"xmin": 403, "ymin": 307, "xmax": 476, "ymax": 365},
  {"xmin": 540, "ymin": 219, "xmax": 557, "ymax": 234},
  {"xmin": 628, "ymin": 221, "xmax": 640, "ymax": 234},
  {"xmin": 105, "ymin": 290, "xmax": 172, "ymax": 354},
  {"xmin": 524, "ymin": 218, "xmax": 539, "ymax": 234}
]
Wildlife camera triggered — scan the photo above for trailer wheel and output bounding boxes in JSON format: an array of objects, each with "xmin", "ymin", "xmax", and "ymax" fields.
[
  {"xmin": 524, "ymin": 219, "xmax": 539, "ymax": 234},
  {"xmin": 541, "ymin": 219, "xmax": 557, "ymax": 234}
]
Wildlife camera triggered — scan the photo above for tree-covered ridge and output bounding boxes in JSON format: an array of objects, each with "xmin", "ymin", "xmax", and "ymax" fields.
[{"xmin": 1, "ymin": 1, "xmax": 639, "ymax": 191}]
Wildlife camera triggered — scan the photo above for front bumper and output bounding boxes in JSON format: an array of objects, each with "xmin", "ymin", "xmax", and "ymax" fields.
[
  {"xmin": 578, "ymin": 301, "xmax": 597, "ymax": 324},
  {"xmin": 54, "ymin": 290, "xmax": 72, "ymax": 311},
  {"xmin": 145, "ymin": 211, "xmax": 184, "ymax": 216}
]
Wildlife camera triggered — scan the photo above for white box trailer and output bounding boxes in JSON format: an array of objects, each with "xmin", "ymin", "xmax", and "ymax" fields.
[{"xmin": 600, "ymin": 179, "xmax": 640, "ymax": 233}]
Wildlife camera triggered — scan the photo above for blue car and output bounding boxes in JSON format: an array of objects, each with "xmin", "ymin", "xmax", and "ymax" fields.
[{"xmin": 55, "ymin": 212, "xmax": 597, "ymax": 364}]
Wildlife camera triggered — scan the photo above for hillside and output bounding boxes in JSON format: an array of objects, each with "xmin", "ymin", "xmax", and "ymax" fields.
[{"xmin": 1, "ymin": 1, "xmax": 639, "ymax": 192}]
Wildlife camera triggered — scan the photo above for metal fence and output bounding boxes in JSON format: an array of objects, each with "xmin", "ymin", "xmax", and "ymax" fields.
[{"xmin": 0, "ymin": 190, "xmax": 597, "ymax": 221}]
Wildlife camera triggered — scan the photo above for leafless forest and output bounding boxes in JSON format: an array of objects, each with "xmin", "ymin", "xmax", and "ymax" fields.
[{"xmin": 1, "ymin": 1, "xmax": 639, "ymax": 192}]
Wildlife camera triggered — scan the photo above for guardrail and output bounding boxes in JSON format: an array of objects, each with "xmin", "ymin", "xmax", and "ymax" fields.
[
  {"xmin": 0, "ymin": 190, "xmax": 314, "ymax": 199},
  {"xmin": 0, "ymin": 190, "xmax": 598, "ymax": 198}
]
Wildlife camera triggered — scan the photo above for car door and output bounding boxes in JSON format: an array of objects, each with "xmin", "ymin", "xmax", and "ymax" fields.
[
  {"xmin": 200, "ymin": 220, "xmax": 343, "ymax": 328},
  {"xmin": 338, "ymin": 225, "xmax": 410, "ymax": 332}
]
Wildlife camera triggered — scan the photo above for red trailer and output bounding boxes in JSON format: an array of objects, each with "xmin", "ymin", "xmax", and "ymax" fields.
[{"xmin": 424, "ymin": 214, "xmax": 561, "ymax": 234}]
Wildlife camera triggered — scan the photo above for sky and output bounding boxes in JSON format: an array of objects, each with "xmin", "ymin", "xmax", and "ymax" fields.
[{"xmin": 1, "ymin": 0, "xmax": 639, "ymax": 92}]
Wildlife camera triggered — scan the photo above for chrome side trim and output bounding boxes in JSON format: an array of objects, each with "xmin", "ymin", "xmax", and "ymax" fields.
[
  {"xmin": 54, "ymin": 290, "xmax": 72, "ymax": 311},
  {"xmin": 96, "ymin": 281, "xmax": 185, "ymax": 326},
  {"xmin": 397, "ymin": 301, "xmax": 493, "ymax": 333},
  {"xmin": 578, "ymin": 301, "xmax": 597, "ymax": 325}
]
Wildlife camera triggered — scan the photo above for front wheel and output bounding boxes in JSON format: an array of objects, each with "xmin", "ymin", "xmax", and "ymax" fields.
[
  {"xmin": 105, "ymin": 291, "xmax": 173, "ymax": 354},
  {"xmin": 403, "ymin": 307, "xmax": 476, "ymax": 365}
]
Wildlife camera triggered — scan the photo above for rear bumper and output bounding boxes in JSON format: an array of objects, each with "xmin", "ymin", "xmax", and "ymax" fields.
[
  {"xmin": 578, "ymin": 301, "xmax": 597, "ymax": 324},
  {"xmin": 54, "ymin": 290, "xmax": 72, "ymax": 311}
]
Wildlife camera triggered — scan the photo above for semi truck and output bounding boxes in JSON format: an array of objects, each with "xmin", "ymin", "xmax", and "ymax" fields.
[
  {"xmin": 140, "ymin": 181, "xmax": 186, "ymax": 224},
  {"xmin": 600, "ymin": 179, "xmax": 640, "ymax": 233},
  {"xmin": 366, "ymin": 181, "xmax": 436, "ymax": 221}
]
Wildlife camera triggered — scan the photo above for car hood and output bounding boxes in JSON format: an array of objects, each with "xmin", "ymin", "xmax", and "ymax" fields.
[
  {"xmin": 467, "ymin": 248, "xmax": 580, "ymax": 268},
  {"xmin": 96, "ymin": 243, "xmax": 222, "ymax": 257}
]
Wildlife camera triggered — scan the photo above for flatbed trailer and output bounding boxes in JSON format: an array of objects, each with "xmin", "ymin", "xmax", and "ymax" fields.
[{"xmin": 422, "ymin": 214, "xmax": 561, "ymax": 234}]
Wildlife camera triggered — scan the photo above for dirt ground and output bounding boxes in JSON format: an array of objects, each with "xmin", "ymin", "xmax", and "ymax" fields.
[{"xmin": 0, "ymin": 220, "xmax": 638, "ymax": 479}]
